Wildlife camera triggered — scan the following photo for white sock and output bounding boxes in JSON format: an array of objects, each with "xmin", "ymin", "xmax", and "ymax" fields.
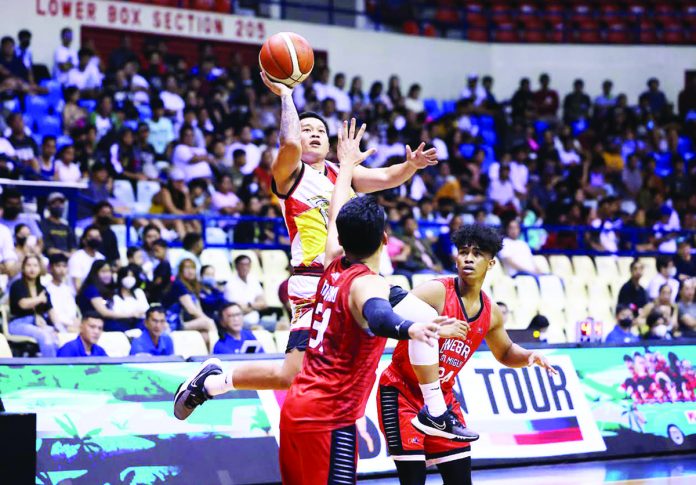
[
  {"xmin": 420, "ymin": 381, "xmax": 447, "ymax": 417},
  {"xmin": 204, "ymin": 368, "xmax": 235, "ymax": 396}
]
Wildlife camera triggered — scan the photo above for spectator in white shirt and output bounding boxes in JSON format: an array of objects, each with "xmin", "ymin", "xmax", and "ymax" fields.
[
  {"xmin": 488, "ymin": 164, "xmax": 520, "ymax": 214},
  {"xmin": 312, "ymin": 66, "xmax": 331, "ymax": 102},
  {"xmin": 45, "ymin": 253, "xmax": 79, "ymax": 331},
  {"xmin": 653, "ymin": 205, "xmax": 680, "ymax": 254},
  {"xmin": 211, "ymin": 174, "xmax": 243, "ymax": 215},
  {"xmin": 0, "ymin": 223, "xmax": 18, "ymax": 279},
  {"xmin": 147, "ymin": 98, "xmax": 175, "ymax": 157},
  {"xmin": 225, "ymin": 125, "xmax": 261, "ymax": 175},
  {"xmin": 328, "ymin": 72, "xmax": 352, "ymax": 113},
  {"xmin": 647, "ymin": 256, "xmax": 680, "ymax": 302},
  {"xmin": 160, "ymin": 74, "xmax": 186, "ymax": 129},
  {"xmin": 224, "ymin": 255, "xmax": 267, "ymax": 327},
  {"xmin": 68, "ymin": 225, "xmax": 105, "ymax": 291},
  {"xmin": 66, "ymin": 48, "xmax": 102, "ymax": 95},
  {"xmin": 54, "ymin": 144, "xmax": 81, "ymax": 183},
  {"xmin": 172, "ymin": 125, "xmax": 214, "ymax": 182},
  {"xmin": 498, "ymin": 218, "xmax": 545, "ymax": 277},
  {"xmin": 404, "ymin": 83, "xmax": 425, "ymax": 114},
  {"xmin": 460, "ymin": 74, "xmax": 487, "ymax": 106},
  {"xmin": 53, "ymin": 27, "xmax": 77, "ymax": 85}
]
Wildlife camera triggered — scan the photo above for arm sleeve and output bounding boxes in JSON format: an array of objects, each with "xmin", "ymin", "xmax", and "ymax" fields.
[{"xmin": 362, "ymin": 297, "xmax": 414, "ymax": 340}]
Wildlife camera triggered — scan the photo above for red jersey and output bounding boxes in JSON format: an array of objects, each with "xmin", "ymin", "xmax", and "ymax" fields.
[
  {"xmin": 381, "ymin": 277, "xmax": 492, "ymax": 402},
  {"xmin": 281, "ymin": 257, "xmax": 387, "ymax": 432}
]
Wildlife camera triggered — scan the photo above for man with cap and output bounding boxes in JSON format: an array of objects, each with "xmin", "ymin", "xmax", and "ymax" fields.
[
  {"xmin": 45, "ymin": 252, "xmax": 79, "ymax": 331},
  {"xmin": 57, "ymin": 312, "xmax": 108, "ymax": 357},
  {"xmin": 40, "ymin": 192, "xmax": 77, "ymax": 258}
]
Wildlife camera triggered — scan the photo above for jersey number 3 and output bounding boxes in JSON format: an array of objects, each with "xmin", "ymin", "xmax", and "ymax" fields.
[{"xmin": 308, "ymin": 302, "xmax": 331, "ymax": 352}]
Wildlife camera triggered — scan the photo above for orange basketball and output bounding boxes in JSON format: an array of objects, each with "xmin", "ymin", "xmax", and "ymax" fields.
[{"xmin": 259, "ymin": 32, "xmax": 314, "ymax": 88}]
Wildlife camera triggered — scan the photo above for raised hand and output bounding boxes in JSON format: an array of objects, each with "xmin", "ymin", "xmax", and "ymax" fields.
[
  {"xmin": 437, "ymin": 317, "xmax": 470, "ymax": 340},
  {"xmin": 406, "ymin": 142, "xmax": 438, "ymax": 169},
  {"xmin": 260, "ymin": 70, "xmax": 293, "ymax": 97},
  {"xmin": 528, "ymin": 351, "xmax": 558, "ymax": 375},
  {"xmin": 337, "ymin": 118, "xmax": 376, "ymax": 167}
]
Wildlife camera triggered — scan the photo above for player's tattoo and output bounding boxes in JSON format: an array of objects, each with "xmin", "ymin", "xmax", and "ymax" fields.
[{"xmin": 279, "ymin": 94, "xmax": 300, "ymax": 145}]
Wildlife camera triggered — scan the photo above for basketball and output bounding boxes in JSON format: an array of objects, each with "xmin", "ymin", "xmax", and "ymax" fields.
[{"xmin": 259, "ymin": 32, "xmax": 314, "ymax": 88}]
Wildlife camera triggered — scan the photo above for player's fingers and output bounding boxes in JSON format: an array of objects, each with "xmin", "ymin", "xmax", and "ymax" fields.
[
  {"xmin": 349, "ymin": 117, "xmax": 356, "ymax": 139},
  {"xmin": 423, "ymin": 148, "xmax": 437, "ymax": 156},
  {"xmin": 405, "ymin": 144, "xmax": 412, "ymax": 159},
  {"xmin": 356, "ymin": 123, "xmax": 367, "ymax": 141},
  {"xmin": 359, "ymin": 147, "xmax": 377, "ymax": 162},
  {"xmin": 416, "ymin": 142, "xmax": 426, "ymax": 153},
  {"xmin": 427, "ymin": 159, "xmax": 439, "ymax": 166}
]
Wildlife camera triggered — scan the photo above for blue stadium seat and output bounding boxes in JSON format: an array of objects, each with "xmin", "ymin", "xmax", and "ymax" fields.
[
  {"xmin": 32, "ymin": 134, "xmax": 43, "ymax": 146},
  {"xmin": 25, "ymin": 95, "xmax": 49, "ymax": 117},
  {"xmin": 572, "ymin": 119, "xmax": 588, "ymax": 135},
  {"xmin": 56, "ymin": 135, "xmax": 73, "ymax": 147},
  {"xmin": 23, "ymin": 114, "xmax": 34, "ymax": 132},
  {"xmin": 480, "ymin": 129, "xmax": 497, "ymax": 147},
  {"xmin": 41, "ymin": 80, "xmax": 63, "ymax": 111},
  {"xmin": 4, "ymin": 97, "xmax": 20, "ymax": 113},
  {"xmin": 36, "ymin": 115, "xmax": 62, "ymax": 137},
  {"xmin": 477, "ymin": 114, "xmax": 494, "ymax": 129},
  {"xmin": 535, "ymin": 120, "xmax": 550, "ymax": 135},
  {"xmin": 136, "ymin": 104, "xmax": 152, "ymax": 120},
  {"xmin": 78, "ymin": 99, "xmax": 97, "ymax": 112},
  {"xmin": 459, "ymin": 143, "xmax": 476, "ymax": 158},
  {"xmin": 423, "ymin": 98, "xmax": 440, "ymax": 118},
  {"xmin": 654, "ymin": 152, "xmax": 672, "ymax": 177},
  {"xmin": 677, "ymin": 136, "xmax": 693, "ymax": 156},
  {"xmin": 441, "ymin": 100, "xmax": 457, "ymax": 114}
]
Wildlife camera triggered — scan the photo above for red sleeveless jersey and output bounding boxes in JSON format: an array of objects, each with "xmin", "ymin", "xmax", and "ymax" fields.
[
  {"xmin": 380, "ymin": 277, "xmax": 492, "ymax": 402},
  {"xmin": 281, "ymin": 257, "xmax": 387, "ymax": 432}
]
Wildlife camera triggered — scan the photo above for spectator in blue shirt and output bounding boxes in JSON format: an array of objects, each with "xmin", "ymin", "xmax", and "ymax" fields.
[
  {"xmin": 57, "ymin": 312, "xmax": 108, "ymax": 357},
  {"xmin": 606, "ymin": 304, "xmax": 639, "ymax": 344},
  {"xmin": 213, "ymin": 302, "xmax": 263, "ymax": 355},
  {"xmin": 130, "ymin": 306, "xmax": 174, "ymax": 356}
]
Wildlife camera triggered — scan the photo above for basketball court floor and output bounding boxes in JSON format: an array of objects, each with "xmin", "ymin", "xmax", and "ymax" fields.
[{"xmin": 362, "ymin": 454, "xmax": 696, "ymax": 484}]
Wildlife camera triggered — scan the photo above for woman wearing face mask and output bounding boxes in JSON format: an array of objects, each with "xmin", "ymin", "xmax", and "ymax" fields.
[
  {"xmin": 112, "ymin": 265, "xmax": 150, "ymax": 331},
  {"xmin": 77, "ymin": 260, "xmax": 142, "ymax": 332},
  {"xmin": 14, "ymin": 223, "xmax": 42, "ymax": 263},
  {"xmin": 643, "ymin": 310, "xmax": 672, "ymax": 340},
  {"xmin": 8, "ymin": 255, "xmax": 63, "ymax": 357},
  {"xmin": 162, "ymin": 258, "xmax": 216, "ymax": 344},
  {"xmin": 198, "ymin": 265, "xmax": 226, "ymax": 323},
  {"xmin": 637, "ymin": 283, "xmax": 678, "ymax": 335}
]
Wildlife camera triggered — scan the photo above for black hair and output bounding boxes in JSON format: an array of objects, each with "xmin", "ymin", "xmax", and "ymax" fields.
[
  {"xmin": 630, "ymin": 258, "xmax": 642, "ymax": 271},
  {"xmin": 200, "ymin": 264, "xmax": 212, "ymax": 276},
  {"xmin": 116, "ymin": 264, "xmax": 140, "ymax": 289},
  {"xmin": 646, "ymin": 309, "xmax": 665, "ymax": 328},
  {"xmin": 528, "ymin": 315, "xmax": 549, "ymax": 330},
  {"xmin": 13, "ymin": 223, "xmax": 28, "ymax": 237},
  {"xmin": 49, "ymin": 252, "xmax": 68, "ymax": 265},
  {"xmin": 182, "ymin": 232, "xmax": 202, "ymax": 251},
  {"xmin": 298, "ymin": 111, "xmax": 329, "ymax": 133},
  {"xmin": 1, "ymin": 36, "xmax": 14, "ymax": 46},
  {"xmin": 93, "ymin": 201, "xmax": 113, "ymax": 216},
  {"xmin": 232, "ymin": 148, "xmax": 246, "ymax": 159},
  {"xmin": 623, "ymin": 354, "xmax": 632, "ymax": 363},
  {"xmin": 220, "ymin": 301, "xmax": 242, "ymax": 314},
  {"xmin": 234, "ymin": 254, "xmax": 251, "ymax": 266},
  {"xmin": 152, "ymin": 238, "xmax": 168, "ymax": 249},
  {"xmin": 77, "ymin": 259, "xmax": 114, "ymax": 302},
  {"xmin": 60, "ymin": 27, "xmax": 72, "ymax": 36},
  {"xmin": 126, "ymin": 246, "xmax": 142, "ymax": 259},
  {"xmin": 42, "ymin": 135, "xmax": 57, "ymax": 145},
  {"xmin": 81, "ymin": 224, "xmax": 101, "ymax": 244},
  {"xmin": 336, "ymin": 196, "xmax": 386, "ymax": 259},
  {"xmin": 1, "ymin": 187, "xmax": 21, "ymax": 204},
  {"xmin": 145, "ymin": 305, "xmax": 165, "ymax": 319},
  {"xmin": 451, "ymin": 224, "xmax": 504, "ymax": 257},
  {"xmin": 655, "ymin": 255, "xmax": 673, "ymax": 271},
  {"xmin": 82, "ymin": 311, "xmax": 103, "ymax": 322}
]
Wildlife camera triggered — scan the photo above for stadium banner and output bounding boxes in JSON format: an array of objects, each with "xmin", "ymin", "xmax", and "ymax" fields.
[{"xmin": 0, "ymin": 344, "xmax": 695, "ymax": 484}]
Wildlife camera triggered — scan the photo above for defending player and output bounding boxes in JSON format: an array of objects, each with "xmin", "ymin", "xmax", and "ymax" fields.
[
  {"xmin": 175, "ymin": 76, "xmax": 471, "ymax": 441},
  {"xmin": 381, "ymin": 224, "xmax": 557, "ymax": 484}
]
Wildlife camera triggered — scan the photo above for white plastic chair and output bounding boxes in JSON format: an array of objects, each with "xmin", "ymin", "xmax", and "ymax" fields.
[
  {"xmin": 171, "ymin": 330, "xmax": 209, "ymax": 359},
  {"xmin": 113, "ymin": 180, "xmax": 136, "ymax": 205},
  {"xmin": 97, "ymin": 332, "xmax": 131, "ymax": 357}
]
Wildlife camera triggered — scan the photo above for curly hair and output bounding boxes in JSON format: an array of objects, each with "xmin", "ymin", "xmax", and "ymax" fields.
[{"xmin": 451, "ymin": 224, "xmax": 504, "ymax": 257}]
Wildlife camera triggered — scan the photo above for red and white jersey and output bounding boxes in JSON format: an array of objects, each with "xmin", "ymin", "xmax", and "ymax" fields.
[
  {"xmin": 280, "ymin": 257, "xmax": 387, "ymax": 432},
  {"xmin": 273, "ymin": 161, "xmax": 354, "ymax": 272},
  {"xmin": 381, "ymin": 277, "xmax": 492, "ymax": 403}
]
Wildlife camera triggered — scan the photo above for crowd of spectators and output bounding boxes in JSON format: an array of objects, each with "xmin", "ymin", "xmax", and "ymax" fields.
[{"xmin": 0, "ymin": 25, "xmax": 695, "ymax": 356}]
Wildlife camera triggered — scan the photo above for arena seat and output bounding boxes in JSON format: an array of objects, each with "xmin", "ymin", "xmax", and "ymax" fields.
[
  {"xmin": 538, "ymin": 275, "xmax": 565, "ymax": 312},
  {"xmin": 36, "ymin": 115, "xmax": 62, "ymax": 137},
  {"xmin": 111, "ymin": 224, "xmax": 138, "ymax": 252},
  {"xmin": 25, "ymin": 95, "xmax": 49, "ymax": 117},
  {"xmin": 549, "ymin": 255, "xmax": 574, "ymax": 281},
  {"xmin": 205, "ymin": 227, "xmax": 227, "ymax": 245},
  {"xmin": 616, "ymin": 256, "xmax": 633, "ymax": 278},
  {"xmin": 252, "ymin": 329, "xmax": 277, "ymax": 353},
  {"xmin": 0, "ymin": 334, "xmax": 12, "ymax": 358},
  {"xmin": 200, "ymin": 249, "xmax": 234, "ymax": 282},
  {"xmin": 514, "ymin": 275, "xmax": 540, "ymax": 313},
  {"xmin": 263, "ymin": 273, "xmax": 286, "ymax": 308},
  {"xmin": 564, "ymin": 276, "xmax": 589, "ymax": 317},
  {"xmin": 595, "ymin": 256, "xmax": 620, "ymax": 282},
  {"xmin": 639, "ymin": 257, "xmax": 657, "ymax": 286},
  {"xmin": 274, "ymin": 330, "xmax": 289, "ymax": 353},
  {"xmin": 260, "ymin": 250, "xmax": 290, "ymax": 275},
  {"xmin": 113, "ymin": 179, "xmax": 136, "ymax": 205},
  {"xmin": 136, "ymin": 180, "xmax": 161, "ymax": 209},
  {"xmin": 544, "ymin": 310, "xmax": 567, "ymax": 344},
  {"xmin": 511, "ymin": 307, "xmax": 536, "ymax": 330},
  {"xmin": 411, "ymin": 273, "xmax": 440, "ymax": 289},
  {"xmin": 533, "ymin": 255, "xmax": 550, "ymax": 274},
  {"xmin": 571, "ymin": 255, "xmax": 597, "ymax": 283},
  {"xmin": 57, "ymin": 332, "xmax": 77, "ymax": 347},
  {"xmin": 97, "ymin": 332, "xmax": 131, "ymax": 357},
  {"xmin": 386, "ymin": 274, "xmax": 411, "ymax": 292},
  {"xmin": 171, "ymin": 330, "xmax": 208, "ymax": 358},
  {"xmin": 230, "ymin": 250, "xmax": 263, "ymax": 279},
  {"xmin": 492, "ymin": 276, "xmax": 518, "ymax": 308},
  {"xmin": 1, "ymin": 305, "xmax": 38, "ymax": 346}
]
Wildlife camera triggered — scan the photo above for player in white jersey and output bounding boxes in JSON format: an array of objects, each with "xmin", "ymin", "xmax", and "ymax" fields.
[{"xmin": 174, "ymin": 73, "xmax": 438, "ymax": 421}]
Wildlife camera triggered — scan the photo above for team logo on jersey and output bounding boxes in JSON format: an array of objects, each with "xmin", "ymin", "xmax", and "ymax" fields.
[{"xmin": 331, "ymin": 272, "xmax": 341, "ymax": 282}]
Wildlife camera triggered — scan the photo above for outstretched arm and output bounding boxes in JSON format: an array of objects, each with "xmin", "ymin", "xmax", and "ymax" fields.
[
  {"xmin": 324, "ymin": 119, "xmax": 376, "ymax": 267},
  {"xmin": 485, "ymin": 303, "xmax": 557, "ymax": 374},
  {"xmin": 262, "ymin": 71, "xmax": 302, "ymax": 189},
  {"xmin": 352, "ymin": 142, "xmax": 437, "ymax": 193}
]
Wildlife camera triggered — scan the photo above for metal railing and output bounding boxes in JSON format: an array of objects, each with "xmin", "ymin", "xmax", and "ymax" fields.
[{"xmin": 122, "ymin": 214, "xmax": 694, "ymax": 256}]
